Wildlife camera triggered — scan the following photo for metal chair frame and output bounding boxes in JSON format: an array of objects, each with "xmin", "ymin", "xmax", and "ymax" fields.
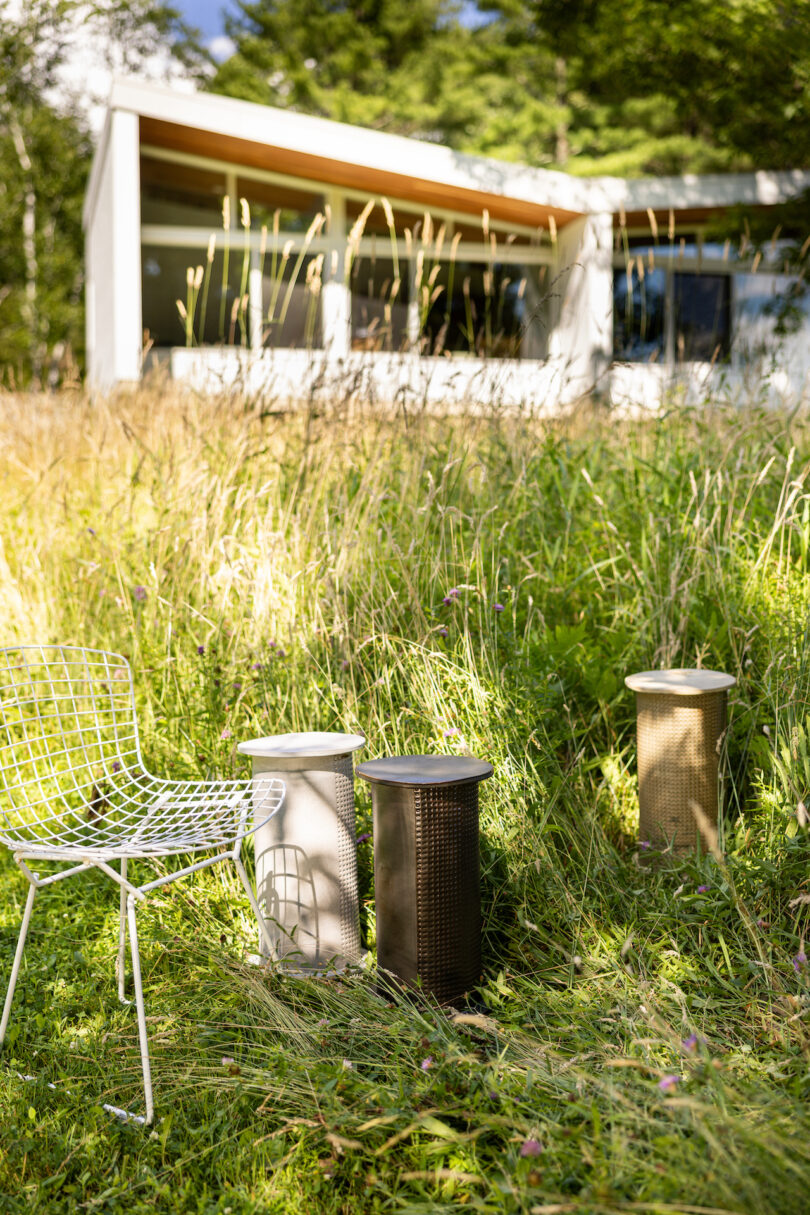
[{"xmin": 0, "ymin": 645, "xmax": 285, "ymax": 1124}]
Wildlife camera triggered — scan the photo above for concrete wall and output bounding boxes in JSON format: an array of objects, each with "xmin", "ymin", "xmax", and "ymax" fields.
[
  {"xmin": 85, "ymin": 110, "xmax": 142, "ymax": 389},
  {"xmin": 169, "ymin": 346, "xmax": 584, "ymax": 413}
]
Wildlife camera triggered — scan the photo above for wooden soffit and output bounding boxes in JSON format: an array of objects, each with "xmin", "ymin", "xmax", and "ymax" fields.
[{"xmin": 139, "ymin": 116, "xmax": 581, "ymax": 232}]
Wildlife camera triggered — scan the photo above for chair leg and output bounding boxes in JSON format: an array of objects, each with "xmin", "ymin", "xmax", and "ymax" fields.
[
  {"xmin": 126, "ymin": 894, "xmax": 154, "ymax": 1125},
  {"xmin": 0, "ymin": 881, "xmax": 37, "ymax": 1048},
  {"xmin": 117, "ymin": 859, "xmax": 128, "ymax": 1001},
  {"xmin": 232, "ymin": 856, "xmax": 277, "ymax": 960}
]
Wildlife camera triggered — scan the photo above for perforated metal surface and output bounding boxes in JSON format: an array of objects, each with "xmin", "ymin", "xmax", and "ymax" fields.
[
  {"xmin": 413, "ymin": 782, "xmax": 480, "ymax": 1004},
  {"xmin": 362, "ymin": 756, "xmax": 490, "ymax": 1005},
  {"xmin": 251, "ymin": 743, "xmax": 362, "ymax": 969},
  {"xmin": 635, "ymin": 688, "xmax": 727, "ymax": 853},
  {"xmin": 334, "ymin": 753, "xmax": 362, "ymax": 964}
]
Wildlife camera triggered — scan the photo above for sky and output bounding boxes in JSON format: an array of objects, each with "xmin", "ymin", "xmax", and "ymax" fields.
[{"xmin": 177, "ymin": 0, "xmax": 491, "ymax": 56}]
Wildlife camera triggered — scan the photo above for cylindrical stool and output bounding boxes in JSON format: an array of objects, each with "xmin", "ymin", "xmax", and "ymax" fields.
[
  {"xmin": 237, "ymin": 732, "xmax": 366, "ymax": 971},
  {"xmin": 356, "ymin": 755, "xmax": 493, "ymax": 1005},
  {"xmin": 625, "ymin": 669, "xmax": 735, "ymax": 855}
]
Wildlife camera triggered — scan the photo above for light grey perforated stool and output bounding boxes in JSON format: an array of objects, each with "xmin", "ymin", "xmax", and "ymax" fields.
[
  {"xmin": 237, "ymin": 732, "xmax": 365, "ymax": 970},
  {"xmin": 625, "ymin": 669, "xmax": 735, "ymax": 856}
]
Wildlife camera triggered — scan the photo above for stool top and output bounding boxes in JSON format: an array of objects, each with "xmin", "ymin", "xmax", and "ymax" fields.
[
  {"xmin": 238, "ymin": 731, "xmax": 366, "ymax": 758},
  {"xmin": 625, "ymin": 668, "xmax": 736, "ymax": 695},
  {"xmin": 356, "ymin": 754, "xmax": 493, "ymax": 787}
]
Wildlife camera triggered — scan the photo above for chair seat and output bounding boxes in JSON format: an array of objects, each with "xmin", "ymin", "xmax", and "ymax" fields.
[{"xmin": 1, "ymin": 774, "xmax": 284, "ymax": 860}]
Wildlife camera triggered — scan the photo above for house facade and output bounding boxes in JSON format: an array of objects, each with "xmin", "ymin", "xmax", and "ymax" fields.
[{"xmin": 84, "ymin": 78, "xmax": 810, "ymax": 408}]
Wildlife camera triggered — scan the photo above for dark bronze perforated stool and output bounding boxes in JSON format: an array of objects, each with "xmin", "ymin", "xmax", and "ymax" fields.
[
  {"xmin": 356, "ymin": 754, "xmax": 493, "ymax": 1004},
  {"xmin": 625, "ymin": 668, "xmax": 735, "ymax": 856}
]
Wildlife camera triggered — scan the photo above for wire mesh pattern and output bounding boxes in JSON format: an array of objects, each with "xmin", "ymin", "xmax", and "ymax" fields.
[
  {"xmin": 0, "ymin": 645, "xmax": 284, "ymax": 857},
  {"xmin": 413, "ymin": 782, "xmax": 481, "ymax": 1005},
  {"xmin": 0, "ymin": 644, "xmax": 285, "ymax": 1124},
  {"xmin": 635, "ymin": 688, "xmax": 727, "ymax": 853}
]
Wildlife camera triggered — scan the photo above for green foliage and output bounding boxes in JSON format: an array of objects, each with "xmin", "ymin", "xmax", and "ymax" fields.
[
  {"xmin": 210, "ymin": 0, "xmax": 810, "ymax": 175},
  {"xmin": 0, "ymin": 0, "xmax": 205, "ymax": 384},
  {"xmin": 2, "ymin": 390, "xmax": 810, "ymax": 1209}
]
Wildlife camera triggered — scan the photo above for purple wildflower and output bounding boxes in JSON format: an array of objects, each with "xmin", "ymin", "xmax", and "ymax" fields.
[
  {"xmin": 639, "ymin": 840, "xmax": 651, "ymax": 850},
  {"xmin": 658, "ymin": 1074, "xmax": 680, "ymax": 1091},
  {"xmin": 520, "ymin": 1140, "xmax": 543, "ymax": 1158},
  {"xmin": 443, "ymin": 727, "xmax": 460, "ymax": 737},
  {"xmin": 356, "ymin": 832, "xmax": 371, "ymax": 845},
  {"xmin": 133, "ymin": 585, "xmax": 147, "ymax": 602},
  {"xmin": 341, "ymin": 659, "xmax": 350, "ymax": 670},
  {"xmin": 197, "ymin": 645, "xmax": 205, "ymax": 656},
  {"xmin": 112, "ymin": 761, "xmax": 121, "ymax": 773},
  {"xmin": 697, "ymin": 885, "xmax": 710, "ymax": 894},
  {"xmin": 447, "ymin": 588, "xmax": 460, "ymax": 599},
  {"xmin": 233, "ymin": 682, "xmax": 242, "ymax": 692},
  {"xmin": 793, "ymin": 950, "xmax": 807, "ymax": 973},
  {"xmin": 420, "ymin": 1057, "xmax": 433, "ymax": 1071},
  {"xmin": 493, "ymin": 603, "xmax": 505, "ymax": 612},
  {"xmin": 438, "ymin": 627, "xmax": 448, "ymax": 638},
  {"xmin": 220, "ymin": 727, "xmax": 232, "ymax": 740},
  {"xmin": 682, "ymin": 1034, "xmax": 698, "ymax": 1052},
  {"xmin": 442, "ymin": 596, "xmax": 452, "ymax": 606},
  {"xmin": 252, "ymin": 662, "xmax": 263, "ymax": 671}
]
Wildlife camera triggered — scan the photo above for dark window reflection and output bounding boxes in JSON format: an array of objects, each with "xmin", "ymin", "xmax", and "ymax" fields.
[
  {"xmin": 421, "ymin": 261, "xmax": 548, "ymax": 359},
  {"xmin": 613, "ymin": 265, "xmax": 667, "ymax": 361},
  {"xmin": 673, "ymin": 273, "xmax": 730, "ymax": 361},
  {"xmin": 351, "ymin": 255, "xmax": 409, "ymax": 351}
]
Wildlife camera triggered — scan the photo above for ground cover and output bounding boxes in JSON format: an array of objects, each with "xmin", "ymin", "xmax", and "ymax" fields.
[{"xmin": 1, "ymin": 386, "xmax": 810, "ymax": 1213}]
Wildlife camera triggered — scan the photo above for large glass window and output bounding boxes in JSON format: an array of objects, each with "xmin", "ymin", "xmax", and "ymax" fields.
[
  {"xmin": 142, "ymin": 244, "xmax": 249, "ymax": 348},
  {"xmin": 350, "ymin": 255, "xmax": 409, "ymax": 351},
  {"xmin": 140, "ymin": 158, "xmax": 225, "ymax": 226},
  {"xmin": 261, "ymin": 253, "xmax": 323, "ymax": 349},
  {"xmin": 142, "ymin": 244, "xmax": 323, "ymax": 350},
  {"xmin": 673, "ymin": 273, "xmax": 730, "ymax": 361},
  {"xmin": 237, "ymin": 177, "xmax": 323, "ymax": 234},
  {"xmin": 420, "ymin": 261, "xmax": 549, "ymax": 359},
  {"xmin": 613, "ymin": 236, "xmax": 731, "ymax": 363}
]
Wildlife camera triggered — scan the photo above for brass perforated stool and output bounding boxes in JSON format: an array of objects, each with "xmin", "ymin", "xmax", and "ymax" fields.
[
  {"xmin": 237, "ymin": 732, "xmax": 366, "ymax": 971},
  {"xmin": 625, "ymin": 669, "xmax": 735, "ymax": 856},
  {"xmin": 356, "ymin": 754, "xmax": 493, "ymax": 1005}
]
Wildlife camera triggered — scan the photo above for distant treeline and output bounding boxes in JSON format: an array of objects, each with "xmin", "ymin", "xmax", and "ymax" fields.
[{"xmin": 2, "ymin": 0, "xmax": 810, "ymax": 383}]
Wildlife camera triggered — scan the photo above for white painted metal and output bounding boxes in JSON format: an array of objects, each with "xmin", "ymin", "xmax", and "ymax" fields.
[
  {"xmin": 0, "ymin": 645, "xmax": 285, "ymax": 1125},
  {"xmin": 238, "ymin": 732, "xmax": 365, "ymax": 971}
]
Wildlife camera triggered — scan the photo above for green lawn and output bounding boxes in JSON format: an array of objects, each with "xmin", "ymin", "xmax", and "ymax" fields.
[{"xmin": 1, "ymin": 388, "xmax": 810, "ymax": 1213}]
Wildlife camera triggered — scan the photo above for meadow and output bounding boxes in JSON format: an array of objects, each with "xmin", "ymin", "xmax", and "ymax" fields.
[{"xmin": 1, "ymin": 383, "xmax": 810, "ymax": 1214}]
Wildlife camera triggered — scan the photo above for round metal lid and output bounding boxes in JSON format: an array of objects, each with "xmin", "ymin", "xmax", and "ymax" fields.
[
  {"xmin": 625, "ymin": 668, "xmax": 736, "ymax": 695},
  {"xmin": 356, "ymin": 754, "xmax": 493, "ymax": 787},
  {"xmin": 237, "ymin": 731, "xmax": 366, "ymax": 758}
]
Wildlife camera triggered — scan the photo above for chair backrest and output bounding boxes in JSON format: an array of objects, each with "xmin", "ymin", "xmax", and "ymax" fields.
[{"xmin": 0, "ymin": 645, "xmax": 142, "ymax": 846}]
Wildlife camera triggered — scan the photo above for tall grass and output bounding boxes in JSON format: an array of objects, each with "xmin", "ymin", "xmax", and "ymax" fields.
[{"xmin": 1, "ymin": 386, "xmax": 810, "ymax": 1212}]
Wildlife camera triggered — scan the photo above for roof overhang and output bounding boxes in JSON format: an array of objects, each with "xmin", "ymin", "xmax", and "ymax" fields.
[{"xmin": 94, "ymin": 77, "xmax": 593, "ymax": 231}]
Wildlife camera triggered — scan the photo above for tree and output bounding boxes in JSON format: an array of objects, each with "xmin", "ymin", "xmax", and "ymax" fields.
[{"xmin": 0, "ymin": 0, "xmax": 205, "ymax": 385}]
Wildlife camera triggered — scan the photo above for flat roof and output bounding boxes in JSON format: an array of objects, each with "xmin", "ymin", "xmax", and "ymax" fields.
[{"xmin": 85, "ymin": 78, "xmax": 810, "ymax": 233}]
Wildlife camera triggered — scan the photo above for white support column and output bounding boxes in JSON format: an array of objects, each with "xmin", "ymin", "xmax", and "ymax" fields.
[
  {"xmin": 85, "ymin": 109, "xmax": 142, "ymax": 389},
  {"xmin": 322, "ymin": 189, "xmax": 350, "ymax": 360},
  {"xmin": 249, "ymin": 250, "xmax": 263, "ymax": 351},
  {"xmin": 548, "ymin": 211, "xmax": 613, "ymax": 402}
]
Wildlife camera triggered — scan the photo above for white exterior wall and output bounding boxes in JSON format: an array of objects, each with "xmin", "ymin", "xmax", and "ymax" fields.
[
  {"xmin": 170, "ymin": 346, "xmax": 576, "ymax": 413},
  {"xmin": 85, "ymin": 110, "xmax": 142, "ymax": 389},
  {"xmin": 548, "ymin": 212, "xmax": 613, "ymax": 397}
]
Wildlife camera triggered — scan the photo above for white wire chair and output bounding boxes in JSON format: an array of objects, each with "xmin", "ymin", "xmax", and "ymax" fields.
[{"xmin": 0, "ymin": 644, "xmax": 285, "ymax": 1124}]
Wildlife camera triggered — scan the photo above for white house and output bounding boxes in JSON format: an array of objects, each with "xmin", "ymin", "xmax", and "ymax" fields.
[{"xmin": 84, "ymin": 77, "xmax": 810, "ymax": 408}]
